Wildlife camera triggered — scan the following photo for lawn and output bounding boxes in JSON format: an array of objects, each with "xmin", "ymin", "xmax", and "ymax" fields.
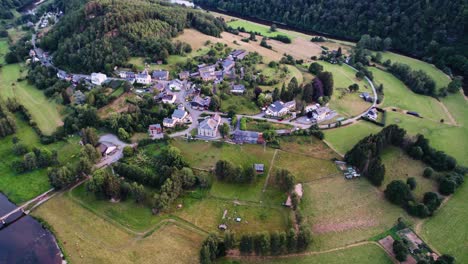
[
  {"xmin": 0, "ymin": 64, "xmax": 63, "ymax": 135},
  {"xmin": 243, "ymin": 118, "xmax": 293, "ymax": 132},
  {"xmin": 380, "ymin": 146, "xmax": 437, "ymax": 200},
  {"xmin": 273, "ymin": 151, "xmax": 339, "ymax": 183},
  {"xmin": 70, "ymin": 184, "xmax": 166, "ymax": 232},
  {"xmin": 379, "ymin": 52, "xmax": 450, "ymax": 90},
  {"xmin": 302, "ymin": 176, "xmax": 411, "ymax": 250},
  {"xmin": 319, "ymin": 62, "xmax": 372, "ymax": 117},
  {"xmin": 371, "ymin": 67, "xmax": 448, "ymax": 121},
  {"xmin": 227, "ymin": 19, "xmax": 293, "ymax": 39},
  {"xmin": 225, "ymin": 243, "xmax": 392, "ymax": 264},
  {"xmin": 221, "ymin": 95, "xmax": 259, "ymax": 115},
  {"xmin": 33, "ymin": 193, "xmax": 204, "ymax": 264},
  {"xmin": 172, "ymin": 140, "xmax": 276, "ymax": 202},
  {"xmin": 174, "ymin": 197, "xmax": 291, "ymax": 235},
  {"xmin": 0, "ymin": 115, "xmax": 81, "ymax": 204},
  {"xmin": 323, "ymin": 121, "xmax": 382, "ymax": 155}
]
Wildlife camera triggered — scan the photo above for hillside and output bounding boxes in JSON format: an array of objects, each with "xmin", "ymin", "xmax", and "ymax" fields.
[
  {"xmin": 195, "ymin": 0, "xmax": 468, "ymax": 81},
  {"xmin": 40, "ymin": 0, "xmax": 225, "ymax": 73},
  {"xmin": 0, "ymin": 0, "xmax": 33, "ymax": 19}
]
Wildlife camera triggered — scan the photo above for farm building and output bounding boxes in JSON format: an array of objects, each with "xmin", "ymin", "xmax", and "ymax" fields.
[{"xmin": 254, "ymin": 164, "xmax": 265, "ymax": 174}]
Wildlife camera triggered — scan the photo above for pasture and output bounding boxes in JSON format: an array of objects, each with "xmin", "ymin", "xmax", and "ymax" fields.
[
  {"xmin": 318, "ymin": 62, "xmax": 372, "ymax": 117},
  {"xmin": 33, "ymin": 194, "xmax": 204, "ymax": 264},
  {"xmin": 371, "ymin": 67, "xmax": 449, "ymax": 122},
  {"xmin": 379, "ymin": 52, "xmax": 450, "ymax": 90},
  {"xmin": 301, "ymin": 176, "xmax": 410, "ymax": 250},
  {"xmin": 323, "ymin": 121, "xmax": 382, "ymax": 155},
  {"xmin": 0, "ymin": 116, "xmax": 81, "ymax": 204},
  {"xmin": 227, "ymin": 19, "xmax": 293, "ymax": 39},
  {"xmin": 231, "ymin": 243, "xmax": 393, "ymax": 264},
  {"xmin": 0, "ymin": 64, "xmax": 63, "ymax": 135}
]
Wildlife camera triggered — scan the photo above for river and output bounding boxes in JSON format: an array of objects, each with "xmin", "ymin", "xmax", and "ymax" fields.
[{"xmin": 0, "ymin": 194, "xmax": 62, "ymax": 264}]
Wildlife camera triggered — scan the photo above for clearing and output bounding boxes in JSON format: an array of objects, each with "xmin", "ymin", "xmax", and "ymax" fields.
[{"xmin": 0, "ymin": 64, "xmax": 63, "ymax": 135}]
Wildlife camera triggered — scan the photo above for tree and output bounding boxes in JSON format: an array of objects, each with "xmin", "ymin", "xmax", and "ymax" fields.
[
  {"xmin": 131, "ymin": 182, "xmax": 146, "ymax": 203},
  {"xmin": 275, "ymin": 169, "xmax": 295, "ymax": 193},
  {"xmin": 296, "ymin": 226, "xmax": 312, "ymax": 251},
  {"xmin": 290, "ymin": 192, "xmax": 300, "ymax": 210},
  {"xmin": 270, "ymin": 231, "xmax": 281, "ymax": 255},
  {"xmin": 253, "ymin": 232, "xmax": 270, "ymax": 255},
  {"xmin": 435, "ymin": 254, "xmax": 455, "ymax": 264},
  {"xmin": 407, "ymin": 177, "xmax": 417, "ymax": 190},
  {"xmin": 348, "ymin": 83, "xmax": 359, "ymax": 92},
  {"xmin": 439, "ymin": 178, "xmax": 456, "ymax": 195},
  {"xmin": 224, "ymin": 231, "xmax": 236, "ymax": 250},
  {"xmin": 118, "ymin": 128, "xmax": 130, "ymax": 141},
  {"xmin": 423, "ymin": 192, "xmax": 442, "ymax": 214},
  {"xmin": 209, "ymin": 95, "xmax": 221, "ymax": 111},
  {"xmin": 270, "ymin": 24, "xmax": 277, "ymax": 32},
  {"xmin": 23, "ymin": 152, "xmax": 37, "ymax": 171},
  {"xmin": 48, "ymin": 166, "xmax": 75, "ymax": 189},
  {"xmin": 123, "ymin": 146, "xmax": 134, "ymax": 157},
  {"xmin": 447, "ymin": 78, "xmax": 462, "ymax": 93},
  {"xmin": 317, "ymin": 71, "xmax": 333, "ymax": 97},
  {"xmin": 82, "ymin": 144, "xmax": 101, "ymax": 162},
  {"xmin": 81, "ymin": 127, "xmax": 99, "ymax": 146},
  {"xmin": 302, "ymin": 83, "xmax": 314, "ymax": 103},
  {"xmin": 262, "ymin": 130, "xmax": 277, "ymax": 143},
  {"xmin": 308, "ymin": 62, "xmax": 323, "ymax": 75},
  {"xmin": 393, "ymin": 240, "xmax": 408, "ymax": 261},
  {"xmin": 272, "ymin": 87, "xmax": 280, "ymax": 101},
  {"xmin": 384, "ymin": 180, "xmax": 414, "ymax": 206},
  {"xmin": 423, "ymin": 167, "xmax": 434, "ymax": 178},
  {"xmin": 219, "ymin": 123, "xmax": 230, "ymax": 139},
  {"xmin": 240, "ymin": 234, "xmax": 253, "ymax": 254},
  {"xmin": 286, "ymin": 228, "xmax": 297, "ymax": 253}
]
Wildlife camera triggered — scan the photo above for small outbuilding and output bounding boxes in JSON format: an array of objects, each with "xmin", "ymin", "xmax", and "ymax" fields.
[{"xmin": 254, "ymin": 164, "xmax": 265, "ymax": 174}]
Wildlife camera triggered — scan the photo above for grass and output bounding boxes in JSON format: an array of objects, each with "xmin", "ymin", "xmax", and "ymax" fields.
[
  {"xmin": 380, "ymin": 146, "xmax": 437, "ymax": 200},
  {"xmin": 223, "ymin": 243, "xmax": 393, "ymax": 264},
  {"xmin": 128, "ymin": 55, "xmax": 188, "ymax": 73},
  {"xmin": 221, "ymin": 95, "xmax": 259, "ymax": 115},
  {"xmin": 379, "ymin": 52, "xmax": 450, "ymax": 90},
  {"xmin": 227, "ymin": 20, "xmax": 293, "ymax": 39},
  {"xmin": 0, "ymin": 115, "xmax": 81, "ymax": 204},
  {"xmin": 0, "ymin": 64, "xmax": 63, "ymax": 135},
  {"xmin": 323, "ymin": 121, "xmax": 382, "ymax": 155},
  {"xmin": 273, "ymin": 151, "xmax": 339, "ymax": 183},
  {"xmin": 33, "ymin": 193, "xmax": 204, "ymax": 264},
  {"xmin": 318, "ymin": 62, "xmax": 372, "ymax": 117},
  {"xmin": 244, "ymin": 118, "xmax": 293, "ymax": 132},
  {"xmin": 278, "ymin": 136, "xmax": 340, "ymax": 160},
  {"xmin": 70, "ymin": 184, "xmax": 165, "ymax": 232},
  {"xmin": 301, "ymin": 176, "xmax": 411, "ymax": 250},
  {"xmin": 172, "ymin": 140, "xmax": 276, "ymax": 202},
  {"xmin": 174, "ymin": 197, "xmax": 291, "ymax": 235},
  {"xmin": 258, "ymin": 65, "xmax": 303, "ymax": 92},
  {"xmin": 0, "ymin": 39, "xmax": 8, "ymax": 64},
  {"xmin": 370, "ymin": 67, "xmax": 448, "ymax": 121}
]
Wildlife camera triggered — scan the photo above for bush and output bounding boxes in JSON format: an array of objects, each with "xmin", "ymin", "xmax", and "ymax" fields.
[
  {"xmin": 407, "ymin": 177, "xmax": 417, "ymax": 190},
  {"xmin": 392, "ymin": 240, "xmax": 408, "ymax": 261},
  {"xmin": 423, "ymin": 167, "xmax": 434, "ymax": 178},
  {"xmin": 384, "ymin": 180, "xmax": 414, "ymax": 206}
]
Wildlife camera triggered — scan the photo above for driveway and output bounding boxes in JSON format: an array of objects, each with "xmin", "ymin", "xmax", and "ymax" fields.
[{"xmin": 95, "ymin": 134, "xmax": 130, "ymax": 168}]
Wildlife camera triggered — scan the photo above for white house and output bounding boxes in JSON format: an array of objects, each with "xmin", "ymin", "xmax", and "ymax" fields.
[
  {"xmin": 171, "ymin": 109, "xmax": 188, "ymax": 122},
  {"xmin": 163, "ymin": 118, "xmax": 176, "ymax": 128},
  {"xmin": 230, "ymin": 84, "xmax": 246, "ymax": 94},
  {"xmin": 198, "ymin": 114, "xmax": 221, "ymax": 138},
  {"xmin": 91, "ymin": 72, "xmax": 107, "ymax": 85},
  {"xmin": 161, "ymin": 94, "xmax": 176, "ymax": 104},
  {"xmin": 266, "ymin": 100, "xmax": 296, "ymax": 117},
  {"xmin": 169, "ymin": 79, "xmax": 183, "ymax": 91},
  {"xmin": 136, "ymin": 71, "xmax": 152, "ymax": 85}
]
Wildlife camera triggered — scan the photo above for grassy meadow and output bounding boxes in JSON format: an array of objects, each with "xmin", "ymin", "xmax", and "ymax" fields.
[
  {"xmin": 0, "ymin": 64, "xmax": 63, "ymax": 135},
  {"xmin": 227, "ymin": 19, "xmax": 293, "ymax": 39},
  {"xmin": 323, "ymin": 121, "xmax": 382, "ymax": 155}
]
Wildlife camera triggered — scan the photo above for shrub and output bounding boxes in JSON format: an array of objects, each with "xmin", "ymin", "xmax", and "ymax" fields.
[{"xmin": 423, "ymin": 167, "xmax": 434, "ymax": 178}]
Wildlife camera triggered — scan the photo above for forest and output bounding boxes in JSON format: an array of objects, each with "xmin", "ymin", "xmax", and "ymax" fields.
[
  {"xmin": 0, "ymin": 0, "xmax": 34, "ymax": 19},
  {"xmin": 40, "ymin": 0, "xmax": 225, "ymax": 73},
  {"xmin": 194, "ymin": 0, "xmax": 468, "ymax": 84}
]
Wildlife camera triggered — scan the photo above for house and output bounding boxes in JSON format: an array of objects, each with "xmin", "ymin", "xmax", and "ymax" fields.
[
  {"xmin": 198, "ymin": 114, "xmax": 221, "ymax": 138},
  {"xmin": 119, "ymin": 71, "xmax": 135, "ymax": 79},
  {"xmin": 97, "ymin": 142, "xmax": 117, "ymax": 157},
  {"xmin": 265, "ymin": 100, "xmax": 296, "ymax": 117},
  {"xmin": 312, "ymin": 107, "xmax": 329, "ymax": 122},
  {"xmin": 230, "ymin": 84, "xmax": 246, "ymax": 94},
  {"xmin": 136, "ymin": 71, "xmax": 151, "ymax": 85},
  {"xmin": 163, "ymin": 118, "xmax": 176, "ymax": 128},
  {"xmin": 254, "ymin": 164, "xmax": 265, "ymax": 174},
  {"xmin": 191, "ymin": 96, "xmax": 211, "ymax": 110},
  {"xmin": 221, "ymin": 59, "xmax": 235, "ymax": 72},
  {"xmin": 161, "ymin": 94, "xmax": 176, "ymax": 104},
  {"xmin": 91, "ymin": 72, "xmax": 107, "ymax": 85},
  {"xmin": 284, "ymin": 184, "xmax": 303, "ymax": 207},
  {"xmin": 360, "ymin": 92, "xmax": 373, "ymax": 102},
  {"xmin": 230, "ymin": 50, "xmax": 248, "ymax": 60},
  {"xmin": 168, "ymin": 79, "xmax": 183, "ymax": 91},
  {"xmin": 233, "ymin": 130, "xmax": 262, "ymax": 144},
  {"xmin": 148, "ymin": 124, "xmax": 163, "ymax": 138},
  {"xmin": 152, "ymin": 70, "xmax": 169, "ymax": 81},
  {"xmin": 179, "ymin": 71, "xmax": 190, "ymax": 80},
  {"xmin": 199, "ymin": 64, "xmax": 216, "ymax": 81},
  {"xmin": 171, "ymin": 109, "xmax": 188, "ymax": 122},
  {"xmin": 366, "ymin": 108, "xmax": 378, "ymax": 120},
  {"xmin": 57, "ymin": 70, "xmax": 68, "ymax": 80}
]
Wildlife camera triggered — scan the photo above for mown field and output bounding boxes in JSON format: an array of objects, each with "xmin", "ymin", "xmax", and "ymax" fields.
[
  {"xmin": 33, "ymin": 193, "xmax": 204, "ymax": 264},
  {"xmin": 222, "ymin": 243, "xmax": 392, "ymax": 264},
  {"xmin": 371, "ymin": 68, "xmax": 449, "ymax": 122},
  {"xmin": 0, "ymin": 64, "xmax": 63, "ymax": 135},
  {"xmin": 318, "ymin": 62, "xmax": 372, "ymax": 118},
  {"xmin": 227, "ymin": 19, "xmax": 293, "ymax": 39},
  {"xmin": 379, "ymin": 52, "xmax": 450, "ymax": 90},
  {"xmin": 324, "ymin": 121, "xmax": 382, "ymax": 155},
  {"xmin": 0, "ymin": 116, "xmax": 80, "ymax": 204}
]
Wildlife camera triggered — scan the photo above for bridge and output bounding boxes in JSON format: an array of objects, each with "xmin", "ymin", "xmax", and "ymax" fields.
[{"xmin": 0, "ymin": 188, "xmax": 54, "ymax": 225}]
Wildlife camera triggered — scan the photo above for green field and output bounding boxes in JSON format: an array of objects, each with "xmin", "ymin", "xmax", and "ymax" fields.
[
  {"xmin": 381, "ymin": 147, "xmax": 437, "ymax": 199},
  {"xmin": 302, "ymin": 176, "xmax": 411, "ymax": 250},
  {"xmin": 33, "ymin": 193, "xmax": 204, "ymax": 264},
  {"xmin": 380, "ymin": 52, "xmax": 450, "ymax": 90},
  {"xmin": 319, "ymin": 62, "xmax": 372, "ymax": 117},
  {"xmin": 227, "ymin": 19, "xmax": 293, "ymax": 39},
  {"xmin": 324, "ymin": 121, "xmax": 382, "ymax": 155},
  {"xmin": 0, "ymin": 64, "xmax": 63, "ymax": 135},
  {"xmin": 221, "ymin": 95, "xmax": 260, "ymax": 115},
  {"xmin": 225, "ymin": 243, "xmax": 392, "ymax": 264},
  {"xmin": 371, "ymin": 68, "xmax": 449, "ymax": 121},
  {"xmin": 0, "ymin": 116, "xmax": 80, "ymax": 204}
]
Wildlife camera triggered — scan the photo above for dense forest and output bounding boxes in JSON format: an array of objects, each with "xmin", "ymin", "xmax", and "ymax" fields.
[
  {"xmin": 195, "ymin": 0, "xmax": 468, "ymax": 83},
  {"xmin": 41, "ymin": 0, "xmax": 225, "ymax": 73},
  {"xmin": 0, "ymin": 0, "xmax": 34, "ymax": 19}
]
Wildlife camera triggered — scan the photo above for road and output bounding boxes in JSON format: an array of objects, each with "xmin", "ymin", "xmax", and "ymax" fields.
[{"xmin": 95, "ymin": 134, "xmax": 131, "ymax": 168}]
